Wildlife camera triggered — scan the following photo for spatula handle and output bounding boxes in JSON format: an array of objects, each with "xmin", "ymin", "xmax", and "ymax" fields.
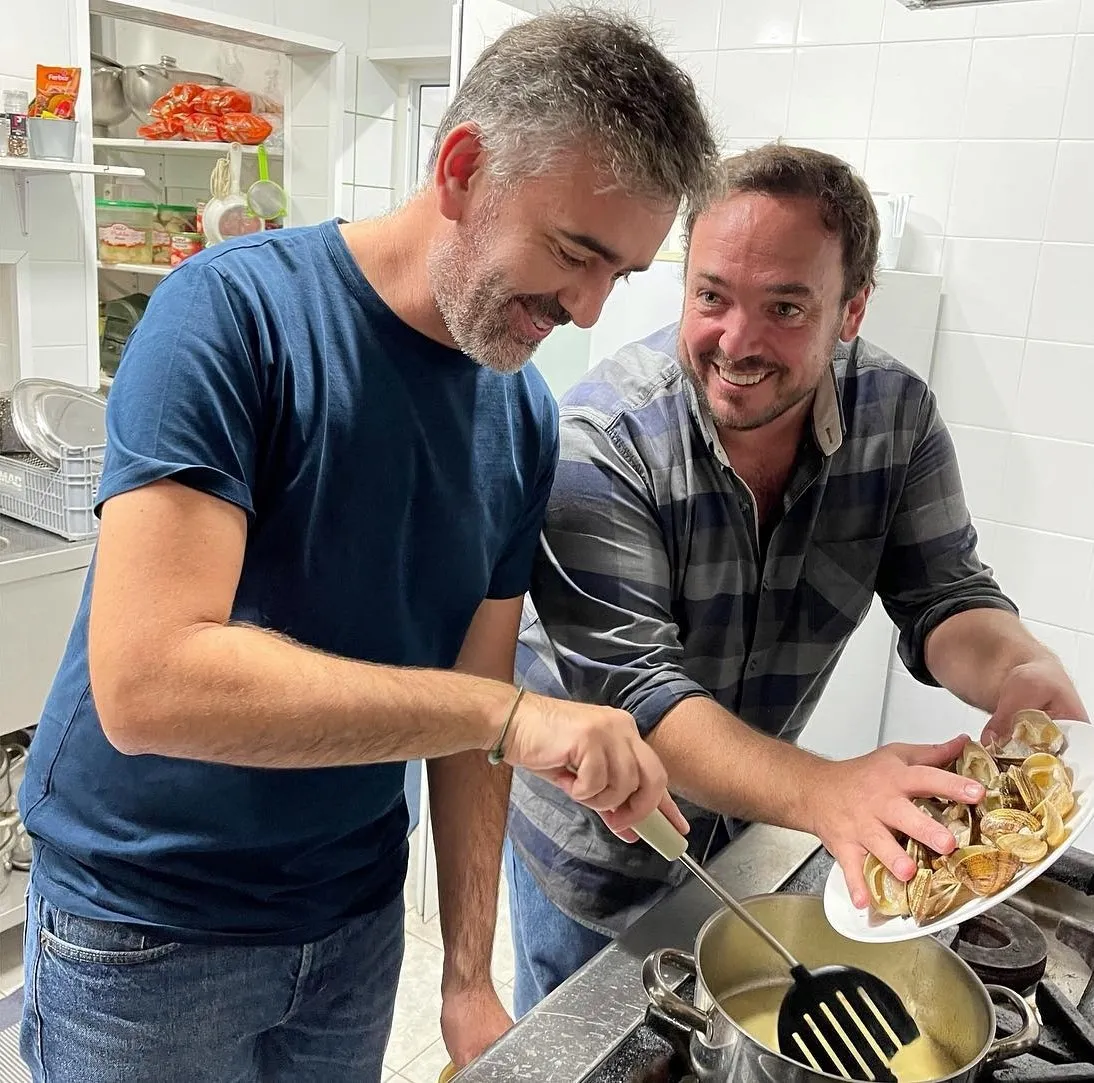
[{"xmin": 634, "ymin": 809, "xmax": 801, "ymax": 971}]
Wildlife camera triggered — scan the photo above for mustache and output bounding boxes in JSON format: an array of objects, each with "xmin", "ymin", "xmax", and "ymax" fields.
[
  {"xmin": 516, "ymin": 294, "xmax": 572, "ymax": 326},
  {"xmin": 698, "ymin": 350, "xmax": 777, "ymax": 374}
]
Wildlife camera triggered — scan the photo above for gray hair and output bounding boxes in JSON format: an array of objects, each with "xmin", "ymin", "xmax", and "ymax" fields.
[
  {"xmin": 684, "ymin": 143, "xmax": 881, "ymax": 301},
  {"xmin": 429, "ymin": 7, "xmax": 717, "ymax": 206}
]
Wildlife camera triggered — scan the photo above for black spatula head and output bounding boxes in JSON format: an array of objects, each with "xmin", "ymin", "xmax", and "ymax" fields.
[{"xmin": 777, "ymin": 964, "xmax": 920, "ymax": 1082}]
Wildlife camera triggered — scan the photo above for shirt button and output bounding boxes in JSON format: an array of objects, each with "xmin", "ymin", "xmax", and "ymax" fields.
[{"xmin": 749, "ymin": 659, "xmax": 758, "ymax": 671}]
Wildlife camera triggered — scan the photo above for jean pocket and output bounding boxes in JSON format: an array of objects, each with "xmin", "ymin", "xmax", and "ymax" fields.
[{"xmin": 39, "ymin": 901, "xmax": 181, "ymax": 966}]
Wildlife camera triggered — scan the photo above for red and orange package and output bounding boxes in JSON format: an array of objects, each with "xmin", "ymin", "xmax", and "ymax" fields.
[{"xmin": 28, "ymin": 65, "xmax": 82, "ymax": 119}]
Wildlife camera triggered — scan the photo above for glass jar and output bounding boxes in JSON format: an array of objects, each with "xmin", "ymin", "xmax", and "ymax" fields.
[
  {"xmin": 96, "ymin": 200, "xmax": 156, "ymax": 265},
  {"xmin": 153, "ymin": 203, "xmax": 197, "ymax": 266}
]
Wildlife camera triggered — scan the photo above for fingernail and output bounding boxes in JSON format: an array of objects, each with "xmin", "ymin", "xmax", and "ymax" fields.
[
  {"xmin": 853, "ymin": 893, "xmax": 867, "ymax": 909},
  {"xmin": 965, "ymin": 782, "xmax": 983, "ymax": 799}
]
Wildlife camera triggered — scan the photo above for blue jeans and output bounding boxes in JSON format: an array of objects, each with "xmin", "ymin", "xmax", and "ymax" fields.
[
  {"xmin": 21, "ymin": 886, "xmax": 404, "ymax": 1083},
  {"xmin": 504, "ymin": 841, "xmax": 610, "ymax": 1019}
]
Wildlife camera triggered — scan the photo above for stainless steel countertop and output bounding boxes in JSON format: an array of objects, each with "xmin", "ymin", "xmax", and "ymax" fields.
[
  {"xmin": 456, "ymin": 824, "xmax": 821, "ymax": 1082},
  {"xmin": 0, "ymin": 515, "xmax": 95, "ymax": 583}
]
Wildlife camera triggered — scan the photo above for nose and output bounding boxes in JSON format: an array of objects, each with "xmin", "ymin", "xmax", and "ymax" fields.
[
  {"xmin": 717, "ymin": 306, "xmax": 763, "ymax": 359},
  {"xmin": 559, "ymin": 276, "xmax": 615, "ymax": 330}
]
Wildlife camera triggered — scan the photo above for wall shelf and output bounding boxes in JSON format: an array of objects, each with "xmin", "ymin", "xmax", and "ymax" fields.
[
  {"xmin": 0, "ymin": 156, "xmax": 145, "ymax": 236},
  {"xmin": 93, "ymin": 137, "xmax": 282, "ymax": 158},
  {"xmin": 97, "ymin": 261, "xmax": 172, "ymax": 277}
]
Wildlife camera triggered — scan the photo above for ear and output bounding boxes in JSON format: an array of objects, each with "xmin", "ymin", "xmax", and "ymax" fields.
[
  {"xmin": 433, "ymin": 122, "xmax": 487, "ymax": 223},
  {"xmin": 839, "ymin": 284, "xmax": 871, "ymax": 342}
]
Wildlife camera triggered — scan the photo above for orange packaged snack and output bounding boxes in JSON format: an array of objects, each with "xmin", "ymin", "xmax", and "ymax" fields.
[
  {"xmin": 149, "ymin": 82, "xmax": 205, "ymax": 118},
  {"xmin": 28, "ymin": 65, "xmax": 81, "ymax": 119}
]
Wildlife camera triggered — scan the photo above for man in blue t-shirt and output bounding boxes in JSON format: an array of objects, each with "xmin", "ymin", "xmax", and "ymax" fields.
[{"xmin": 17, "ymin": 12, "xmax": 716, "ymax": 1083}]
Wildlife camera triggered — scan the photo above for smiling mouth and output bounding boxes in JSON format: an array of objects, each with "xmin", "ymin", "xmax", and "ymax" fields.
[
  {"xmin": 514, "ymin": 300, "xmax": 556, "ymax": 341},
  {"xmin": 713, "ymin": 364, "xmax": 773, "ymax": 388}
]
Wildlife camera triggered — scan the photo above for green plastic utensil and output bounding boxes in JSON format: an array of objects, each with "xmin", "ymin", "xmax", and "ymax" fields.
[{"xmin": 246, "ymin": 144, "xmax": 287, "ymax": 220}]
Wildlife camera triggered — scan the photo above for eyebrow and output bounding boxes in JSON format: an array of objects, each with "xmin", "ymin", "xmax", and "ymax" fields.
[
  {"xmin": 696, "ymin": 271, "xmax": 814, "ymax": 298},
  {"xmin": 558, "ymin": 230, "xmax": 650, "ymax": 274}
]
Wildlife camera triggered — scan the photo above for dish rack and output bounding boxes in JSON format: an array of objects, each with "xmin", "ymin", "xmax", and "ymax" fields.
[{"xmin": 0, "ymin": 397, "xmax": 104, "ymax": 541}]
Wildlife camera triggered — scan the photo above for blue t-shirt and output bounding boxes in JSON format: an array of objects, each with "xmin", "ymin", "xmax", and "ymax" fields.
[{"xmin": 20, "ymin": 220, "xmax": 559, "ymax": 944}]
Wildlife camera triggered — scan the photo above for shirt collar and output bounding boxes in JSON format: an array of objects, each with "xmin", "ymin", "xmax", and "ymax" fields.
[{"xmin": 686, "ymin": 341, "xmax": 848, "ymax": 466}]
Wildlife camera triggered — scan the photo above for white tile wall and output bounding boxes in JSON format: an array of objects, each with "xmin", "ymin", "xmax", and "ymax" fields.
[
  {"xmin": 946, "ymin": 141, "xmax": 1056, "ymax": 241},
  {"xmin": 870, "ymin": 41, "xmax": 972, "ymax": 139},
  {"xmin": 1046, "ymin": 142, "xmax": 1094, "ymax": 242},
  {"xmin": 1028, "ymin": 243, "xmax": 1094, "ymax": 345},
  {"xmin": 973, "ymin": 0, "xmax": 1080, "ymax": 38},
  {"xmin": 863, "ymin": 140, "xmax": 956, "ymax": 234},
  {"xmin": 881, "ymin": 1, "xmax": 976, "ymax": 42},
  {"xmin": 798, "ymin": 0, "xmax": 883, "ymax": 46},
  {"xmin": 648, "ymin": 0, "xmax": 722, "ymax": 52},
  {"xmin": 1063, "ymin": 34, "xmax": 1094, "ymax": 137},
  {"xmin": 599, "ymin": 0, "xmax": 1094, "ymax": 774},
  {"xmin": 931, "ymin": 331, "xmax": 1023, "ymax": 431},
  {"xmin": 786, "ymin": 45, "xmax": 878, "ymax": 139},
  {"xmin": 962, "ymin": 36, "xmax": 1074, "ymax": 139},
  {"xmin": 1016, "ymin": 340, "xmax": 1094, "ymax": 443},
  {"xmin": 712, "ymin": 48, "xmax": 794, "ymax": 139},
  {"xmin": 938, "ymin": 239, "xmax": 1039, "ymax": 338},
  {"xmin": 719, "ymin": 0, "xmax": 798, "ymax": 48}
]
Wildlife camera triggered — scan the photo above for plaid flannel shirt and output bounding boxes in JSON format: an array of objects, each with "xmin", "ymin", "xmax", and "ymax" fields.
[{"xmin": 509, "ymin": 323, "xmax": 1017, "ymax": 936}]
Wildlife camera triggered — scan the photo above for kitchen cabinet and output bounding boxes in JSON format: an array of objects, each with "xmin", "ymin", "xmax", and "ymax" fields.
[
  {"xmin": 0, "ymin": 522, "xmax": 93, "ymax": 735},
  {"xmin": 62, "ymin": 0, "xmax": 346, "ymax": 389}
]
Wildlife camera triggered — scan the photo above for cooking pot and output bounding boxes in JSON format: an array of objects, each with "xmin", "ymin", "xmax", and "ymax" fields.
[
  {"xmin": 643, "ymin": 893, "xmax": 1038, "ymax": 1083},
  {"xmin": 121, "ymin": 55, "xmax": 224, "ymax": 120},
  {"xmin": 90, "ymin": 53, "xmax": 130, "ymax": 128}
]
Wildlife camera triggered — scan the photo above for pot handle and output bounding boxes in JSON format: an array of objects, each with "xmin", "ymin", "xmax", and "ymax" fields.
[
  {"xmin": 642, "ymin": 948, "xmax": 710, "ymax": 1036},
  {"xmin": 982, "ymin": 984, "xmax": 1040, "ymax": 1065}
]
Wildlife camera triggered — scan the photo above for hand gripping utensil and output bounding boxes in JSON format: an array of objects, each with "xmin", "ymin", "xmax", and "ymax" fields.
[{"xmin": 635, "ymin": 810, "xmax": 920, "ymax": 1082}]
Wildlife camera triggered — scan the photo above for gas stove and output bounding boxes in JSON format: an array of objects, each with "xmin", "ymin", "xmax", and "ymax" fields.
[{"xmin": 581, "ymin": 847, "xmax": 1094, "ymax": 1083}]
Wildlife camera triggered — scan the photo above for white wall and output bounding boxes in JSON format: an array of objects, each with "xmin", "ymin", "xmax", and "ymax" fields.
[
  {"xmin": 576, "ymin": 0, "xmax": 1094, "ymax": 747},
  {"xmin": 341, "ymin": 54, "xmax": 399, "ymax": 220}
]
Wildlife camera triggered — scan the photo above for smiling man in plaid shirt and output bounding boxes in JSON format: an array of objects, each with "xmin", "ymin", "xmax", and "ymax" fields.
[{"xmin": 505, "ymin": 144, "xmax": 1088, "ymax": 1017}]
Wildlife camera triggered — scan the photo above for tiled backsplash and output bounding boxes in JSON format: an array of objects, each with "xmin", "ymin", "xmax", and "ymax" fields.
[
  {"xmin": 612, "ymin": 0, "xmax": 1094, "ymax": 742},
  {"xmin": 341, "ymin": 54, "xmax": 397, "ymax": 223}
]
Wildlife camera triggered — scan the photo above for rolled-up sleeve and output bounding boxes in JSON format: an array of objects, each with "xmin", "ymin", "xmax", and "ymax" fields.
[
  {"xmin": 528, "ymin": 413, "xmax": 711, "ymax": 735},
  {"xmin": 877, "ymin": 390, "xmax": 1018, "ymax": 685}
]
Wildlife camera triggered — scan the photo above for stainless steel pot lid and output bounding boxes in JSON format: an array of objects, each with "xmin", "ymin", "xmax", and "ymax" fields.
[{"xmin": 10, "ymin": 379, "xmax": 106, "ymax": 466}]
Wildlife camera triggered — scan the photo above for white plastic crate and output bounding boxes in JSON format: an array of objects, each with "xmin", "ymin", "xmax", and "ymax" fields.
[{"xmin": 0, "ymin": 445, "xmax": 104, "ymax": 541}]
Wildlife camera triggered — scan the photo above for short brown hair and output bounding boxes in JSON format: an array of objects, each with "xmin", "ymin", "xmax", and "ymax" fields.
[{"xmin": 684, "ymin": 143, "xmax": 880, "ymax": 301}]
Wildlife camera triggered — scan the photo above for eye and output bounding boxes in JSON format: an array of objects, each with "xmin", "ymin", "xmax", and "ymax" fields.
[
  {"xmin": 613, "ymin": 270, "xmax": 632, "ymax": 282},
  {"xmin": 557, "ymin": 247, "xmax": 586, "ymax": 269},
  {"xmin": 773, "ymin": 302, "xmax": 802, "ymax": 319},
  {"xmin": 698, "ymin": 289, "xmax": 721, "ymax": 306}
]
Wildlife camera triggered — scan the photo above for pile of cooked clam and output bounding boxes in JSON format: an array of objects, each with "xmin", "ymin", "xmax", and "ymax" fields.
[{"xmin": 864, "ymin": 710, "xmax": 1076, "ymax": 925}]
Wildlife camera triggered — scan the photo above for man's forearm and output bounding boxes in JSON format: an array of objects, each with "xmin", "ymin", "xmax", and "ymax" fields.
[
  {"xmin": 429, "ymin": 752, "xmax": 509, "ymax": 993},
  {"xmin": 91, "ymin": 621, "xmax": 512, "ymax": 767},
  {"xmin": 924, "ymin": 608, "xmax": 1054, "ymax": 712},
  {"xmin": 646, "ymin": 696, "xmax": 828, "ymax": 834}
]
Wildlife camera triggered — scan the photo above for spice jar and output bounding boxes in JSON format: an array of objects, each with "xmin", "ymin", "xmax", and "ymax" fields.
[{"xmin": 7, "ymin": 115, "xmax": 28, "ymax": 158}]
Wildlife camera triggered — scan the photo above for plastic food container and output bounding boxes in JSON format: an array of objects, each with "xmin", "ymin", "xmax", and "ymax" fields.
[
  {"xmin": 96, "ymin": 200, "xmax": 156, "ymax": 265},
  {"xmin": 153, "ymin": 203, "xmax": 197, "ymax": 265}
]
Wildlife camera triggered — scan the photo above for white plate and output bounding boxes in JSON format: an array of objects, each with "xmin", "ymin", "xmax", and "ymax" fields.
[{"xmin": 823, "ymin": 720, "xmax": 1094, "ymax": 943}]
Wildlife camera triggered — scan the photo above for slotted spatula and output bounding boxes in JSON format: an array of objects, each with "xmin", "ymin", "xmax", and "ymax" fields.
[{"xmin": 635, "ymin": 810, "xmax": 920, "ymax": 1082}]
